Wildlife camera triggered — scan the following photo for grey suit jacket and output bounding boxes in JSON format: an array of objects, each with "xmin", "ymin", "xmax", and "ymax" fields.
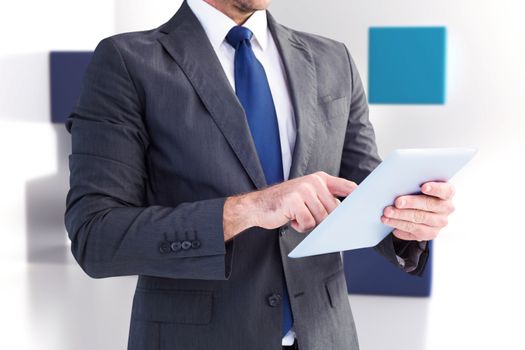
[{"xmin": 64, "ymin": 2, "xmax": 428, "ymax": 349}]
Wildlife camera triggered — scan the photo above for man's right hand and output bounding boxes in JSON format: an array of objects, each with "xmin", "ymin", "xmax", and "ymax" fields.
[{"xmin": 223, "ymin": 171, "xmax": 357, "ymax": 241}]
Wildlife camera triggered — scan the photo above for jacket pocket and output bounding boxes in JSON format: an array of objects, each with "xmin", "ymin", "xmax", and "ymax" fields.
[
  {"xmin": 318, "ymin": 95, "xmax": 348, "ymax": 119},
  {"xmin": 132, "ymin": 288, "xmax": 213, "ymax": 325},
  {"xmin": 324, "ymin": 269, "xmax": 347, "ymax": 308}
]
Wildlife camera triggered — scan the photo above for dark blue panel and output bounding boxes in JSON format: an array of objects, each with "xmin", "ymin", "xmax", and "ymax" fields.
[
  {"xmin": 50, "ymin": 51, "xmax": 93, "ymax": 123},
  {"xmin": 368, "ymin": 27, "xmax": 446, "ymax": 104},
  {"xmin": 344, "ymin": 241, "xmax": 432, "ymax": 297}
]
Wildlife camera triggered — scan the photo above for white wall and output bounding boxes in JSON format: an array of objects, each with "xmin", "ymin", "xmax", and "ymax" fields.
[{"xmin": 1, "ymin": 0, "xmax": 523, "ymax": 349}]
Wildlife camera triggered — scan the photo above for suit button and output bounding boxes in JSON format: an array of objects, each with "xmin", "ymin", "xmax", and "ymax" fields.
[
  {"xmin": 170, "ymin": 241, "xmax": 182, "ymax": 252},
  {"xmin": 191, "ymin": 240, "xmax": 201, "ymax": 249},
  {"xmin": 279, "ymin": 226, "xmax": 288, "ymax": 236},
  {"xmin": 267, "ymin": 293, "xmax": 281, "ymax": 307},
  {"xmin": 181, "ymin": 240, "xmax": 192, "ymax": 250},
  {"xmin": 159, "ymin": 241, "xmax": 171, "ymax": 254}
]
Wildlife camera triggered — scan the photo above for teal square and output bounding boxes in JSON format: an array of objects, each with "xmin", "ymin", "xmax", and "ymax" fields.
[{"xmin": 369, "ymin": 27, "xmax": 446, "ymax": 104}]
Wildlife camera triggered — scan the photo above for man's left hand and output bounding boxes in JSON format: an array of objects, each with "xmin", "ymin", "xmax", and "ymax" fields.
[{"xmin": 381, "ymin": 181, "xmax": 456, "ymax": 241}]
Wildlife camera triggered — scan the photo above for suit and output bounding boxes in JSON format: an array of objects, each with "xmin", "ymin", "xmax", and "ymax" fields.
[{"xmin": 64, "ymin": 1, "xmax": 428, "ymax": 349}]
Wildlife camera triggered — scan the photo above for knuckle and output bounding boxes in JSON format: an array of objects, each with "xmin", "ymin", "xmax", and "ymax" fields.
[
  {"xmin": 424, "ymin": 196, "xmax": 434, "ymax": 211},
  {"xmin": 312, "ymin": 202, "xmax": 324, "ymax": 217},
  {"xmin": 296, "ymin": 213, "xmax": 308, "ymax": 229},
  {"xmin": 298, "ymin": 182, "xmax": 313, "ymax": 196},
  {"xmin": 305, "ymin": 216, "xmax": 316, "ymax": 230},
  {"xmin": 402, "ymin": 221, "xmax": 414, "ymax": 233},
  {"xmin": 412, "ymin": 224, "xmax": 425, "ymax": 236},
  {"xmin": 290, "ymin": 192, "xmax": 302, "ymax": 206},
  {"xmin": 311, "ymin": 173, "xmax": 326, "ymax": 188},
  {"xmin": 297, "ymin": 181, "xmax": 309, "ymax": 191},
  {"xmin": 411, "ymin": 225, "xmax": 422, "ymax": 236},
  {"xmin": 313, "ymin": 171, "xmax": 327, "ymax": 178},
  {"xmin": 413, "ymin": 210, "xmax": 426, "ymax": 224}
]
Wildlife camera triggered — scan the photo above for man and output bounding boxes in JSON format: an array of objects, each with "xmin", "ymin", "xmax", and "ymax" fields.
[{"xmin": 64, "ymin": 0, "xmax": 456, "ymax": 349}]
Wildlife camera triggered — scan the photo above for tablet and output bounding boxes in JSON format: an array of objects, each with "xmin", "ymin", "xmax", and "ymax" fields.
[{"xmin": 288, "ymin": 147, "xmax": 477, "ymax": 258}]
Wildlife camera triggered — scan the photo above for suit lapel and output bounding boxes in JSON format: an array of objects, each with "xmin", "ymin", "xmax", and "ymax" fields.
[
  {"xmin": 158, "ymin": 3, "xmax": 319, "ymax": 187},
  {"xmin": 158, "ymin": 1, "xmax": 267, "ymax": 189},
  {"xmin": 267, "ymin": 12, "xmax": 319, "ymax": 180}
]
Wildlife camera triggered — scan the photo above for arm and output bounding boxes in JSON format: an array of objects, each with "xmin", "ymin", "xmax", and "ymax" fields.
[
  {"xmin": 65, "ymin": 37, "xmax": 233, "ymax": 280},
  {"xmin": 339, "ymin": 44, "xmax": 429, "ymax": 275}
]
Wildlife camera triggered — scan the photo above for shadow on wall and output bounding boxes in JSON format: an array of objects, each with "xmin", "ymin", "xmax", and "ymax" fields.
[
  {"xmin": 25, "ymin": 263, "xmax": 136, "ymax": 350},
  {"xmin": 23, "ymin": 123, "xmax": 136, "ymax": 350},
  {"xmin": 0, "ymin": 53, "xmax": 71, "ymax": 263},
  {"xmin": 0, "ymin": 53, "xmax": 49, "ymax": 123},
  {"xmin": 351, "ymin": 295, "xmax": 430, "ymax": 350},
  {"xmin": 25, "ymin": 124, "xmax": 71, "ymax": 264}
]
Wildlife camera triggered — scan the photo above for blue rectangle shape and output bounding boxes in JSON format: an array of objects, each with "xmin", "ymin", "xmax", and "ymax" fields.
[
  {"xmin": 50, "ymin": 51, "xmax": 93, "ymax": 123},
  {"xmin": 344, "ymin": 241, "xmax": 432, "ymax": 297},
  {"xmin": 369, "ymin": 27, "xmax": 446, "ymax": 104}
]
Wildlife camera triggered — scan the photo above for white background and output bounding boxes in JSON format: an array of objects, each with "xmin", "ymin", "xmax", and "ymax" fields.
[{"xmin": 1, "ymin": 0, "xmax": 524, "ymax": 349}]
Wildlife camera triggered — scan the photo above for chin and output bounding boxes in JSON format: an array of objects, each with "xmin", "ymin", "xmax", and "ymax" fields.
[{"xmin": 234, "ymin": 0, "xmax": 271, "ymax": 12}]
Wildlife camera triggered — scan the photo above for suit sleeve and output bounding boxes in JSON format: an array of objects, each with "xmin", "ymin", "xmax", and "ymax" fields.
[
  {"xmin": 64, "ymin": 37, "xmax": 234, "ymax": 280},
  {"xmin": 338, "ymin": 43, "xmax": 429, "ymax": 276}
]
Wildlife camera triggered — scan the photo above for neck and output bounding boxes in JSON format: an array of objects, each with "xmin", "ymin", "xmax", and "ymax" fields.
[{"xmin": 203, "ymin": 0, "xmax": 256, "ymax": 25}]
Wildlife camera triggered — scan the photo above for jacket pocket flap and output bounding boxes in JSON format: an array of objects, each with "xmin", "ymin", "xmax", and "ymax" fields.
[
  {"xmin": 318, "ymin": 95, "xmax": 348, "ymax": 118},
  {"xmin": 324, "ymin": 269, "xmax": 346, "ymax": 308}
]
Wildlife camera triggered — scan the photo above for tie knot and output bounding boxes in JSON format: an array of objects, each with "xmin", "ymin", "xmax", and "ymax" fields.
[{"xmin": 226, "ymin": 26, "xmax": 253, "ymax": 49}]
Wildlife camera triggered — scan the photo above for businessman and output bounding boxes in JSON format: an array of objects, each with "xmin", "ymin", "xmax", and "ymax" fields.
[{"xmin": 64, "ymin": 0, "xmax": 456, "ymax": 349}]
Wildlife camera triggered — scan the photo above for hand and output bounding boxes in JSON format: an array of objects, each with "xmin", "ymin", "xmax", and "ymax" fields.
[
  {"xmin": 381, "ymin": 181, "xmax": 456, "ymax": 242},
  {"xmin": 223, "ymin": 171, "xmax": 357, "ymax": 241}
]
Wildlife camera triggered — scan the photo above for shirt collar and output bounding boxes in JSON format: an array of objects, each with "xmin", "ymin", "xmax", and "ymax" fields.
[
  {"xmin": 243, "ymin": 7, "xmax": 268, "ymax": 50},
  {"xmin": 187, "ymin": 0, "xmax": 269, "ymax": 51}
]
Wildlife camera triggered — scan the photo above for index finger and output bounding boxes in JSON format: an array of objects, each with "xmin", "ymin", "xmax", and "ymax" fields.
[
  {"xmin": 322, "ymin": 174, "xmax": 357, "ymax": 197},
  {"xmin": 421, "ymin": 181, "xmax": 456, "ymax": 200}
]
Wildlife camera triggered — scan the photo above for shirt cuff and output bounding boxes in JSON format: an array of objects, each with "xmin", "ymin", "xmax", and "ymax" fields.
[{"xmin": 393, "ymin": 237, "xmax": 428, "ymax": 274}]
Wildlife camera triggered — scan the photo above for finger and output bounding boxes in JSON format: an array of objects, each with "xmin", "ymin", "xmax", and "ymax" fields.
[
  {"xmin": 292, "ymin": 202, "xmax": 316, "ymax": 233},
  {"xmin": 395, "ymin": 194, "xmax": 454, "ymax": 214},
  {"xmin": 317, "ymin": 192, "xmax": 340, "ymax": 215},
  {"xmin": 309, "ymin": 175, "xmax": 341, "ymax": 214},
  {"xmin": 383, "ymin": 206, "xmax": 448, "ymax": 228},
  {"xmin": 392, "ymin": 229, "xmax": 419, "ymax": 241},
  {"xmin": 323, "ymin": 175, "xmax": 357, "ymax": 197},
  {"xmin": 421, "ymin": 181, "xmax": 456, "ymax": 201},
  {"xmin": 381, "ymin": 216, "xmax": 439, "ymax": 240},
  {"xmin": 304, "ymin": 195, "xmax": 329, "ymax": 225}
]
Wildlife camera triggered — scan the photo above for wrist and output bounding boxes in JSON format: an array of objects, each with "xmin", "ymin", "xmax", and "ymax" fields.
[{"xmin": 223, "ymin": 192, "xmax": 256, "ymax": 241}]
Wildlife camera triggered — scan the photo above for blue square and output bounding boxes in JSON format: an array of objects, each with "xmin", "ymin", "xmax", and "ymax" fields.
[
  {"xmin": 369, "ymin": 27, "xmax": 446, "ymax": 104},
  {"xmin": 50, "ymin": 51, "xmax": 93, "ymax": 123},
  {"xmin": 344, "ymin": 241, "xmax": 433, "ymax": 297}
]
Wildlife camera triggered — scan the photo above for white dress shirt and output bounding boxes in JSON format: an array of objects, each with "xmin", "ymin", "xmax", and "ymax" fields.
[
  {"xmin": 187, "ymin": 0, "xmax": 297, "ymax": 182},
  {"xmin": 187, "ymin": 0, "xmax": 297, "ymax": 345}
]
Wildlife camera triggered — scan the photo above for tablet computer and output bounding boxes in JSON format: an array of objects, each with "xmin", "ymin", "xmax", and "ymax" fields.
[{"xmin": 288, "ymin": 147, "xmax": 477, "ymax": 258}]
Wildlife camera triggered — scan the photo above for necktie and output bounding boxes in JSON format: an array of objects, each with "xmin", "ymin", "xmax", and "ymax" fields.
[{"xmin": 226, "ymin": 25, "xmax": 293, "ymax": 337}]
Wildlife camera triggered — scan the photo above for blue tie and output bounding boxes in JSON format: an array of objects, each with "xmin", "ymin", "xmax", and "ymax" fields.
[{"xmin": 226, "ymin": 26, "xmax": 293, "ymax": 337}]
